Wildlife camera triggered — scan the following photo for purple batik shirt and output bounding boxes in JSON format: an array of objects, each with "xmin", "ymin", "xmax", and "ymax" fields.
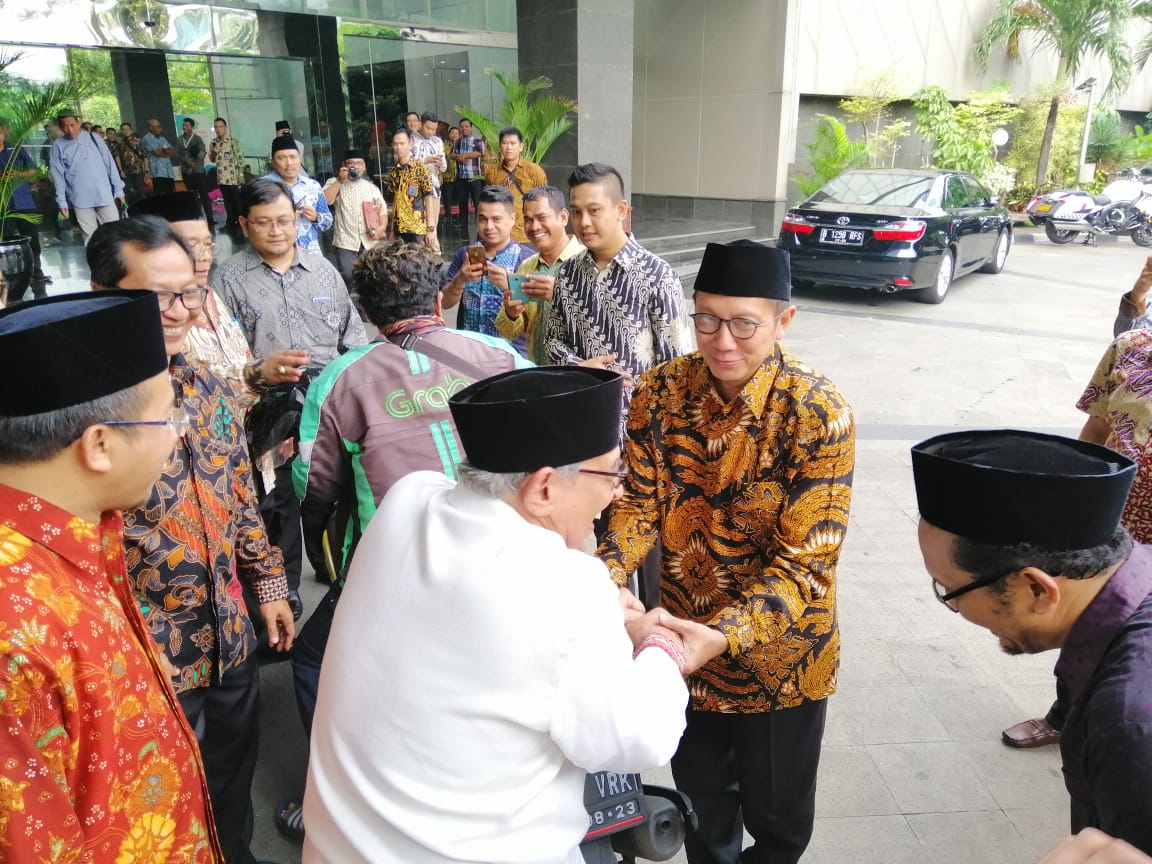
[{"xmin": 1054, "ymin": 541, "xmax": 1152, "ymax": 854}]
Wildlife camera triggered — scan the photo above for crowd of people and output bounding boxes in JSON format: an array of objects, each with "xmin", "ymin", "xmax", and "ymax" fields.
[{"xmin": 0, "ymin": 104, "xmax": 1151, "ymax": 864}]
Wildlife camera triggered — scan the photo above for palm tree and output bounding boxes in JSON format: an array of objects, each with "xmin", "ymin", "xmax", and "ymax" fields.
[
  {"xmin": 972, "ymin": 0, "xmax": 1145, "ymax": 187},
  {"xmin": 0, "ymin": 49, "xmax": 83, "ymax": 236},
  {"xmin": 456, "ymin": 72, "xmax": 577, "ymax": 165}
]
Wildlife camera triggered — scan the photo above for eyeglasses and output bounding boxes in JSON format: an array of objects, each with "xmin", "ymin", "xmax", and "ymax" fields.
[
  {"xmin": 690, "ymin": 312, "xmax": 780, "ymax": 340},
  {"xmin": 932, "ymin": 569, "xmax": 1015, "ymax": 612},
  {"xmin": 187, "ymin": 242, "xmax": 217, "ymax": 258},
  {"xmin": 103, "ymin": 379, "xmax": 190, "ymax": 438},
  {"xmin": 246, "ymin": 217, "xmax": 297, "ymax": 231},
  {"xmin": 155, "ymin": 288, "xmax": 208, "ymax": 311},
  {"xmin": 578, "ymin": 467, "xmax": 629, "ymax": 489}
]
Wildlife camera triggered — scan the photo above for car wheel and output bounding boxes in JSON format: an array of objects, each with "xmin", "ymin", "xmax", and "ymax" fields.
[
  {"xmin": 1132, "ymin": 223, "xmax": 1152, "ymax": 248},
  {"xmin": 916, "ymin": 249, "xmax": 953, "ymax": 305},
  {"xmin": 1044, "ymin": 222, "xmax": 1079, "ymax": 244},
  {"xmin": 979, "ymin": 229, "xmax": 1011, "ymax": 273}
]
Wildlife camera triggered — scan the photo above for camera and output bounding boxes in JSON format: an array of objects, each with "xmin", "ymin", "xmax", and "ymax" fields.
[{"xmin": 347, "ymin": 166, "xmax": 360, "ymax": 180}]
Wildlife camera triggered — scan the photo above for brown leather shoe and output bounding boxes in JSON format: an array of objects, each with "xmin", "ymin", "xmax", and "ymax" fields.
[{"xmin": 1002, "ymin": 717, "xmax": 1060, "ymax": 748}]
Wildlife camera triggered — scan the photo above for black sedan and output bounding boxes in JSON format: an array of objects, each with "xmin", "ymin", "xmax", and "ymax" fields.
[{"xmin": 778, "ymin": 169, "xmax": 1012, "ymax": 304}]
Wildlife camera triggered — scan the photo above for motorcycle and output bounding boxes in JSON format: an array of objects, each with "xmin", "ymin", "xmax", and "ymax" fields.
[
  {"xmin": 1024, "ymin": 188, "xmax": 1077, "ymax": 226},
  {"xmin": 1043, "ymin": 167, "xmax": 1152, "ymax": 247},
  {"xmin": 580, "ymin": 771, "xmax": 696, "ymax": 863}
]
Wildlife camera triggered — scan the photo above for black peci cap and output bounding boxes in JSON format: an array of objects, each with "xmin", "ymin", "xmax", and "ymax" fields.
[{"xmin": 694, "ymin": 240, "xmax": 791, "ymax": 301}]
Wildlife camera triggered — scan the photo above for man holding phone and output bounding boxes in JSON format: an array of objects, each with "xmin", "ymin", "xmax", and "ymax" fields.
[
  {"xmin": 323, "ymin": 149, "xmax": 387, "ymax": 283},
  {"xmin": 495, "ymin": 185, "xmax": 584, "ymax": 364},
  {"xmin": 441, "ymin": 185, "xmax": 532, "ymax": 348}
]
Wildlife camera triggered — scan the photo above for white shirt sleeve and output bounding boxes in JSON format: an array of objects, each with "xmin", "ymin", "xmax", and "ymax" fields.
[{"xmin": 548, "ymin": 576, "xmax": 687, "ymax": 774}]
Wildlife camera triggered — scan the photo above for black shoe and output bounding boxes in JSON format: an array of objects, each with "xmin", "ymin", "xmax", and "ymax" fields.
[{"xmin": 287, "ymin": 590, "xmax": 303, "ymax": 621}]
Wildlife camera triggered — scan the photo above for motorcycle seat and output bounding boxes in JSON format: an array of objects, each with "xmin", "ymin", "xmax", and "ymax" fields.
[{"xmin": 1092, "ymin": 194, "xmax": 1111, "ymax": 206}]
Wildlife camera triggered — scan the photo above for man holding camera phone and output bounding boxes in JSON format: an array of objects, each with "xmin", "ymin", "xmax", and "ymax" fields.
[{"xmin": 323, "ymin": 149, "xmax": 388, "ymax": 283}]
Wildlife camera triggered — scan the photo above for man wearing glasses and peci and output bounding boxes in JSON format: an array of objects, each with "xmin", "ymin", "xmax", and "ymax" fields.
[
  {"xmin": 88, "ymin": 216, "xmax": 296, "ymax": 864},
  {"xmin": 913, "ymin": 430, "xmax": 1152, "ymax": 855},
  {"xmin": 598, "ymin": 240, "xmax": 856, "ymax": 864}
]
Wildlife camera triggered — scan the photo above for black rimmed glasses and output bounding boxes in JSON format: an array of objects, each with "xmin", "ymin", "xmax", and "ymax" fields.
[
  {"xmin": 578, "ymin": 467, "xmax": 630, "ymax": 489},
  {"xmin": 933, "ymin": 569, "xmax": 1015, "ymax": 612},
  {"xmin": 690, "ymin": 312, "xmax": 779, "ymax": 340},
  {"xmin": 155, "ymin": 288, "xmax": 208, "ymax": 312}
]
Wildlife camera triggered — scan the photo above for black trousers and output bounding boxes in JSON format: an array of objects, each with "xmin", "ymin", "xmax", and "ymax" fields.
[
  {"xmin": 152, "ymin": 177, "xmax": 176, "ymax": 195},
  {"xmin": 177, "ymin": 656, "xmax": 261, "ymax": 864},
  {"xmin": 185, "ymin": 172, "xmax": 215, "ymax": 229},
  {"xmin": 123, "ymin": 173, "xmax": 147, "ymax": 204},
  {"xmin": 220, "ymin": 184, "xmax": 241, "ymax": 228},
  {"xmin": 673, "ymin": 700, "xmax": 828, "ymax": 864},
  {"xmin": 2, "ymin": 214, "xmax": 45, "ymax": 302},
  {"xmin": 456, "ymin": 178, "xmax": 481, "ymax": 220},
  {"xmin": 259, "ymin": 459, "xmax": 302, "ymax": 592}
]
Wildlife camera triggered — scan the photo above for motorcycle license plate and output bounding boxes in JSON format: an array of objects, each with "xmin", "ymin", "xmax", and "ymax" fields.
[
  {"xmin": 1036, "ymin": 204, "xmax": 1050, "ymax": 213},
  {"xmin": 583, "ymin": 772, "xmax": 646, "ymax": 840},
  {"xmin": 820, "ymin": 228, "xmax": 865, "ymax": 245}
]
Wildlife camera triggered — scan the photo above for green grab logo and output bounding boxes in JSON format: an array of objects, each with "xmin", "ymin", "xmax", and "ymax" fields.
[{"xmin": 384, "ymin": 371, "xmax": 471, "ymax": 418}]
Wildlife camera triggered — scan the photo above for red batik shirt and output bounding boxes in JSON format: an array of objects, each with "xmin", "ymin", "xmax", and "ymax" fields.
[{"xmin": 0, "ymin": 484, "xmax": 221, "ymax": 862}]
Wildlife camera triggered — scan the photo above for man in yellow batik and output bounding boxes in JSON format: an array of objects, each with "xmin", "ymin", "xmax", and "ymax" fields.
[{"xmin": 599, "ymin": 240, "xmax": 855, "ymax": 864}]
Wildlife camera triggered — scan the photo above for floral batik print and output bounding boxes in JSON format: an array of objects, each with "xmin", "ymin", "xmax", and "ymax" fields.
[
  {"xmin": 599, "ymin": 347, "xmax": 855, "ymax": 712},
  {"xmin": 0, "ymin": 486, "xmax": 221, "ymax": 861},
  {"xmin": 1078, "ymin": 328, "xmax": 1152, "ymax": 544}
]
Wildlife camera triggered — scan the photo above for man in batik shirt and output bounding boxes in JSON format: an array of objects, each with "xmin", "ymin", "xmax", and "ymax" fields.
[
  {"xmin": 0, "ymin": 289, "xmax": 221, "ymax": 862},
  {"xmin": 386, "ymin": 129, "xmax": 436, "ymax": 245},
  {"xmin": 89, "ymin": 216, "xmax": 295, "ymax": 864},
  {"xmin": 599, "ymin": 241, "xmax": 855, "ymax": 864}
]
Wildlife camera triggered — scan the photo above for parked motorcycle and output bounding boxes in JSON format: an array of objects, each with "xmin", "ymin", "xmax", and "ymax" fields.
[
  {"xmin": 1043, "ymin": 167, "xmax": 1152, "ymax": 247},
  {"xmin": 1024, "ymin": 188, "xmax": 1077, "ymax": 226}
]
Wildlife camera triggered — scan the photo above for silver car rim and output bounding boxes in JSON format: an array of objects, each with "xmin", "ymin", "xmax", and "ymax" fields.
[
  {"xmin": 937, "ymin": 255, "xmax": 952, "ymax": 298},
  {"xmin": 995, "ymin": 232, "xmax": 1009, "ymax": 268}
]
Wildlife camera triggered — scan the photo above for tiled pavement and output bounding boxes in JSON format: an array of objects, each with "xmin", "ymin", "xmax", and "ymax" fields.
[{"xmin": 31, "ymin": 223, "xmax": 1152, "ymax": 863}]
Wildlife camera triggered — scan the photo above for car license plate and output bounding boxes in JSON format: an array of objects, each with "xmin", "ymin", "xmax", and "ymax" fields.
[
  {"xmin": 820, "ymin": 227, "xmax": 864, "ymax": 245},
  {"xmin": 1037, "ymin": 203, "xmax": 1050, "ymax": 213}
]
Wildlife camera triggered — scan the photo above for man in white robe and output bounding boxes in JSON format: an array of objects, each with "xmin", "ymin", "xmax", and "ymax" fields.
[{"xmin": 302, "ymin": 367, "xmax": 709, "ymax": 864}]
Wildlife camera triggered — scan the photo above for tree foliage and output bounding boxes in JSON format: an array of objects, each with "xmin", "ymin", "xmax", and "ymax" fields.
[
  {"xmin": 790, "ymin": 114, "xmax": 868, "ymax": 197},
  {"xmin": 912, "ymin": 85, "xmax": 1021, "ymax": 177},
  {"xmin": 839, "ymin": 72, "xmax": 911, "ymax": 168},
  {"xmin": 0, "ymin": 49, "xmax": 83, "ymax": 233},
  {"xmin": 456, "ymin": 72, "xmax": 576, "ymax": 165},
  {"xmin": 971, "ymin": 0, "xmax": 1150, "ymax": 186},
  {"xmin": 1004, "ymin": 83, "xmax": 1085, "ymax": 188}
]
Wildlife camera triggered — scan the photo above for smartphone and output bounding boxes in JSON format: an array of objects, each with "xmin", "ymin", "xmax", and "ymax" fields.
[
  {"xmin": 466, "ymin": 245, "xmax": 485, "ymax": 265},
  {"xmin": 507, "ymin": 274, "xmax": 530, "ymax": 303}
]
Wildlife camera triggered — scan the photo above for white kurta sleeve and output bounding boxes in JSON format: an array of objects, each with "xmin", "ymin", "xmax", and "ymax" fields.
[{"xmin": 548, "ymin": 578, "xmax": 688, "ymax": 774}]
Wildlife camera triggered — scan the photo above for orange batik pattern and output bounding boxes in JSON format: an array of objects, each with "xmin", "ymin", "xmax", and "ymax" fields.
[
  {"xmin": 600, "ymin": 348, "xmax": 855, "ymax": 712},
  {"xmin": 0, "ymin": 486, "xmax": 220, "ymax": 861}
]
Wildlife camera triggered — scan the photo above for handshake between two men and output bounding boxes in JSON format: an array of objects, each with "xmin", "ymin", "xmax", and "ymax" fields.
[{"xmin": 618, "ymin": 586, "xmax": 730, "ymax": 676}]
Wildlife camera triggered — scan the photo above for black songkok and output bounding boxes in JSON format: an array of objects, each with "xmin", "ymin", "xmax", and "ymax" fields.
[
  {"xmin": 130, "ymin": 191, "xmax": 204, "ymax": 223},
  {"xmin": 911, "ymin": 429, "xmax": 1136, "ymax": 549},
  {"xmin": 0, "ymin": 290, "xmax": 168, "ymax": 416},
  {"xmin": 271, "ymin": 136, "xmax": 298, "ymax": 155},
  {"xmin": 694, "ymin": 239, "xmax": 791, "ymax": 301},
  {"xmin": 275, "ymin": 120, "xmax": 291, "ymax": 132},
  {"xmin": 343, "ymin": 149, "xmax": 364, "ymax": 162},
  {"xmin": 449, "ymin": 367, "xmax": 624, "ymax": 473}
]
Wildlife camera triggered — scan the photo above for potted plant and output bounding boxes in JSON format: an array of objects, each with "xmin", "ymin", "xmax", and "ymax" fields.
[
  {"xmin": 456, "ymin": 72, "xmax": 577, "ymax": 166},
  {"xmin": 0, "ymin": 49, "xmax": 82, "ymax": 301}
]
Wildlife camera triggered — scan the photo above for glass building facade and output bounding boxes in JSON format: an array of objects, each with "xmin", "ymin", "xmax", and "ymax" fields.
[{"xmin": 0, "ymin": 0, "xmax": 517, "ymax": 176}]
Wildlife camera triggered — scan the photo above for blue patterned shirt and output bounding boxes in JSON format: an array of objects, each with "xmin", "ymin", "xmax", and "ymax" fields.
[
  {"xmin": 442, "ymin": 239, "xmax": 533, "ymax": 347},
  {"xmin": 264, "ymin": 171, "xmax": 333, "ymax": 254},
  {"xmin": 453, "ymin": 135, "xmax": 485, "ymax": 180}
]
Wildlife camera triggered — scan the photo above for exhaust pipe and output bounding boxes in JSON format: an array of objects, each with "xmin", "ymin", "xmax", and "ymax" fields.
[{"xmin": 880, "ymin": 285, "xmax": 900, "ymax": 294}]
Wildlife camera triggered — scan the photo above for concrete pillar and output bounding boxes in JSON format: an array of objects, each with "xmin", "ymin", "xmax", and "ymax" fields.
[
  {"xmin": 517, "ymin": 0, "xmax": 634, "ymax": 197},
  {"xmin": 110, "ymin": 50, "xmax": 175, "ymax": 135}
]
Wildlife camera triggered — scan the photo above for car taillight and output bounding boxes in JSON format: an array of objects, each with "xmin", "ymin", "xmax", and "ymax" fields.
[
  {"xmin": 780, "ymin": 214, "xmax": 814, "ymax": 234},
  {"xmin": 872, "ymin": 221, "xmax": 926, "ymax": 241}
]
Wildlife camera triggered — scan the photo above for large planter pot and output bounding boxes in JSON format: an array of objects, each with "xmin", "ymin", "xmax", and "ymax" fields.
[{"xmin": 0, "ymin": 236, "xmax": 34, "ymax": 305}]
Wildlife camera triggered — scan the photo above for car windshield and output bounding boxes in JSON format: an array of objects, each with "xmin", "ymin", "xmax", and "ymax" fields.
[{"xmin": 809, "ymin": 172, "xmax": 939, "ymax": 208}]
